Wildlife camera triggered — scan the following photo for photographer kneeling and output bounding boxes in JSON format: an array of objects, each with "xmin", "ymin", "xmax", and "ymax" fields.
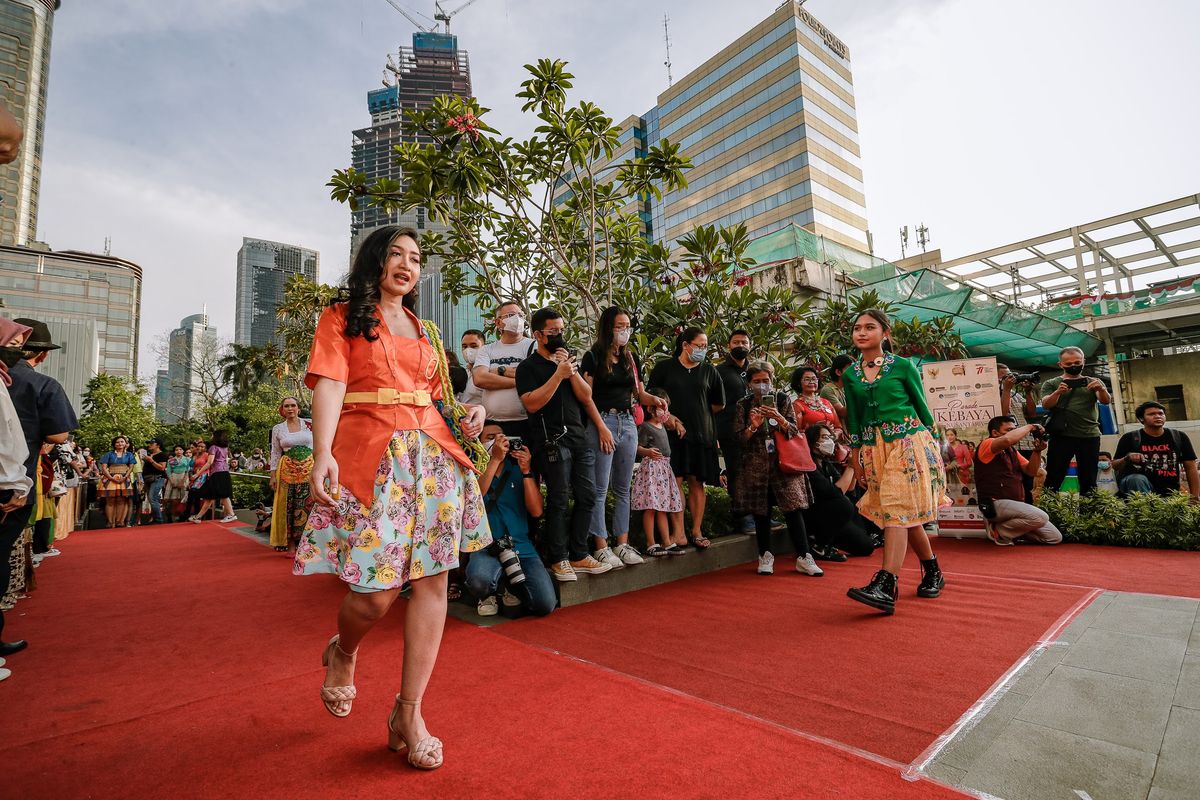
[
  {"xmin": 975, "ymin": 416, "xmax": 1062, "ymax": 546},
  {"xmin": 465, "ymin": 425, "xmax": 555, "ymax": 617}
]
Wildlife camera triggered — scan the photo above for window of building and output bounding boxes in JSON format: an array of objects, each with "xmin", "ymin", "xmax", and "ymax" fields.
[{"xmin": 1154, "ymin": 385, "xmax": 1187, "ymax": 421}]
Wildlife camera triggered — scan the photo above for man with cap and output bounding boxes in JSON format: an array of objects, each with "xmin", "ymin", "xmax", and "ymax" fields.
[
  {"xmin": 3, "ymin": 318, "xmax": 77, "ymax": 656},
  {"xmin": 144, "ymin": 438, "xmax": 169, "ymax": 524}
]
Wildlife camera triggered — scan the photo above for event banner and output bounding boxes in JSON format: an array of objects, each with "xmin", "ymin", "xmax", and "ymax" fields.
[{"xmin": 920, "ymin": 357, "xmax": 1003, "ymax": 536}]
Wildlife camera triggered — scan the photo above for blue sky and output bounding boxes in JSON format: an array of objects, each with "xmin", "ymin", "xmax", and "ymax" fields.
[{"xmin": 35, "ymin": 0, "xmax": 1200, "ymax": 378}]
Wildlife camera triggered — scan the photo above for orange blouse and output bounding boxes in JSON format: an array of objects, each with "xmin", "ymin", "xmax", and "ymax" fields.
[{"xmin": 305, "ymin": 303, "xmax": 470, "ymax": 505}]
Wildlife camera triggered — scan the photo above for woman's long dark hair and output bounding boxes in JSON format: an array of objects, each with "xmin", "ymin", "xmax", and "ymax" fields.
[
  {"xmin": 341, "ymin": 226, "xmax": 420, "ymax": 341},
  {"xmin": 211, "ymin": 429, "xmax": 230, "ymax": 449},
  {"xmin": 589, "ymin": 305, "xmax": 632, "ymax": 382}
]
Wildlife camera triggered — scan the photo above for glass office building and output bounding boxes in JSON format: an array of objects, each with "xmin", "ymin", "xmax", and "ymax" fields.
[
  {"xmin": 0, "ymin": 242, "xmax": 142, "ymax": 412},
  {"xmin": 234, "ymin": 237, "xmax": 319, "ymax": 347},
  {"xmin": 558, "ymin": 2, "xmax": 869, "ymax": 252},
  {"xmin": 0, "ymin": 0, "xmax": 60, "ymax": 246},
  {"xmin": 157, "ymin": 312, "xmax": 216, "ymax": 423}
]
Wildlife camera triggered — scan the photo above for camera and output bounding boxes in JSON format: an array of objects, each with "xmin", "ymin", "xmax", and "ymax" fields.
[
  {"xmin": 508, "ymin": 436, "xmax": 524, "ymax": 452},
  {"xmin": 490, "ymin": 535, "xmax": 526, "ymax": 585},
  {"xmin": 1030, "ymin": 425, "xmax": 1049, "ymax": 441},
  {"xmin": 1013, "ymin": 372, "xmax": 1039, "ymax": 384}
]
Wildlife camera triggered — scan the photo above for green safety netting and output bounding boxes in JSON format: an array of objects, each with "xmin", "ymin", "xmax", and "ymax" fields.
[
  {"xmin": 854, "ymin": 268, "xmax": 1099, "ymax": 366},
  {"xmin": 741, "ymin": 223, "xmax": 1099, "ymax": 366}
]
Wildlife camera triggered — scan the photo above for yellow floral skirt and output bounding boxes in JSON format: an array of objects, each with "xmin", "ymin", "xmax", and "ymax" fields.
[{"xmin": 858, "ymin": 429, "xmax": 951, "ymax": 528}]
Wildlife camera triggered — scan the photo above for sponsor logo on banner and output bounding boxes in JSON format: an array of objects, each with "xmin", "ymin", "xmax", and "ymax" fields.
[{"xmin": 921, "ymin": 357, "xmax": 1003, "ymax": 537}]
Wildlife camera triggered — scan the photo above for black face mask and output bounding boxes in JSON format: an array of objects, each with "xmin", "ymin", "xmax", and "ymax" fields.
[
  {"xmin": 1063, "ymin": 364, "xmax": 1084, "ymax": 376},
  {"xmin": 730, "ymin": 346, "xmax": 749, "ymax": 361},
  {"xmin": 544, "ymin": 333, "xmax": 566, "ymax": 353},
  {"xmin": 0, "ymin": 346, "xmax": 25, "ymax": 369}
]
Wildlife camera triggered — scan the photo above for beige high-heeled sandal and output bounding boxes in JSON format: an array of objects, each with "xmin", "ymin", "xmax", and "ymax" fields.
[
  {"xmin": 387, "ymin": 696, "xmax": 443, "ymax": 770},
  {"xmin": 319, "ymin": 635, "xmax": 357, "ymax": 718}
]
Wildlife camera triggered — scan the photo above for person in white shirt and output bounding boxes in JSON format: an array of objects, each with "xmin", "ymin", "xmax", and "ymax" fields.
[
  {"xmin": 472, "ymin": 301, "xmax": 535, "ymax": 438},
  {"xmin": 458, "ymin": 329, "xmax": 485, "ymax": 406},
  {"xmin": 1095, "ymin": 450, "xmax": 1119, "ymax": 495}
]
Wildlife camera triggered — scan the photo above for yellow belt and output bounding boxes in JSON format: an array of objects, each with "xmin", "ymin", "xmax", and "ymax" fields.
[{"xmin": 342, "ymin": 388, "xmax": 433, "ymax": 406}]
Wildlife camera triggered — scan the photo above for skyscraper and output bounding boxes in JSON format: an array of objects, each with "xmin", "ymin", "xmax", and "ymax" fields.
[
  {"xmin": 352, "ymin": 31, "xmax": 484, "ymax": 339},
  {"xmin": 0, "ymin": 242, "xmax": 141, "ymax": 412},
  {"xmin": 234, "ymin": 237, "xmax": 319, "ymax": 347},
  {"xmin": 559, "ymin": 1, "xmax": 869, "ymax": 253},
  {"xmin": 158, "ymin": 312, "xmax": 217, "ymax": 423},
  {"xmin": 0, "ymin": 0, "xmax": 60, "ymax": 246}
]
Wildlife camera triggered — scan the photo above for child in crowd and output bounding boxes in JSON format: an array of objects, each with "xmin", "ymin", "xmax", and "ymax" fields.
[
  {"xmin": 632, "ymin": 389, "xmax": 685, "ymax": 557},
  {"xmin": 1095, "ymin": 451, "xmax": 1119, "ymax": 494}
]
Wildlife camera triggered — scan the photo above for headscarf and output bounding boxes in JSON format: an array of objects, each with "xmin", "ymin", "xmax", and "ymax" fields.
[{"xmin": 0, "ymin": 317, "xmax": 33, "ymax": 387}]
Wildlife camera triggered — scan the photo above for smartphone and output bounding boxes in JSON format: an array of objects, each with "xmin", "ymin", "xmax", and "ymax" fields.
[
  {"xmin": 759, "ymin": 398, "xmax": 775, "ymax": 408},
  {"xmin": 1064, "ymin": 378, "xmax": 1089, "ymax": 389}
]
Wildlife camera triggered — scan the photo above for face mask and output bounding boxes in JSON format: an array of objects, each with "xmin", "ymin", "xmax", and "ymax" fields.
[
  {"xmin": 544, "ymin": 333, "xmax": 566, "ymax": 352},
  {"xmin": 615, "ymin": 329, "xmax": 631, "ymax": 347},
  {"xmin": 1063, "ymin": 364, "xmax": 1084, "ymax": 376},
  {"xmin": 0, "ymin": 346, "xmax": 24, "ymax": 368},
  {"xmin": 502, "ymin": 315, "xmax": 525, "ymax": 334},
  {"xmin": 655, "ymin": 408, "xmax": 669, "ymax": 422},
  {"xmin": 1097, "ymin": 461, "xmax": 1110, "ymax": 471},
  {"xmin": 730, "ymin": 346, "xmax": 749, "ymax": 361},
  {"xmin": 484, "ymin": 438, "xmax": 495, "ymax": 452},
  {"xmin": 751, "ymin": 381, "xmax": 772, "ymax": 395},
  {"xmin": 818, "ymin": 439, "xmax": 837, "ymax": 456},
  {"xmin": 462, "ymin": 347, "xmax": 479, "ymax": 365},
  {"xmin": 687, "ymin": 346, "xmax": 705, "ymax": 364}
]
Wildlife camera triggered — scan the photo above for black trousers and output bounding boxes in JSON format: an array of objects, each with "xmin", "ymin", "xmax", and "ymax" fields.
[
  {"xmin": 0, "ymin": 504, "xmax": 31, "ymax": 640},
  {"xmin": 32, "ymin": 518, "xmax": 53, "ymax": 554},
  {"xmin": 754, "ymin": 508, "xmax": 812, "ymax": 558},
  {"xmin": 1044, "ymin": 435, "xmax": 1101, "ymax": 495},
  {"xmin": 801, "ymin": 496, "xmax": 875, "ymax": 557}
]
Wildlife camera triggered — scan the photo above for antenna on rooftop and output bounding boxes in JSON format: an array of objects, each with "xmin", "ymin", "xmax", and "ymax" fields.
[
  {"xmin": 663, "ymin": 13, "xmax": 674, "ymax": 87},
  {"xmin": 899, "ymin": 226, "xmax": 909, "ymax": 259},
  {"xmin": 103, "ymin": 236, "xmax": 111, "ymax": 256},
  {"xmin": 916, "ymin": 222, "xmax": 931, "ymax": 253}
]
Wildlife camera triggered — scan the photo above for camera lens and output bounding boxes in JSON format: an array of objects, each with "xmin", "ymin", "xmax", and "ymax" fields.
[{"xmin": 497, "ymin": 546, "xmax": 526, "ymax": 585}]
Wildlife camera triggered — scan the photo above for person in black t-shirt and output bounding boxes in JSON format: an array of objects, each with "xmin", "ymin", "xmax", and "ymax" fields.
[
  {"xmin": 1113, "ymin": 401, "xmax": 1199, "ymax": 502},
  {"xmin": 143, "ymin": 438, "xmax": 170, "ymax": 524},
  {"xmin": 716, "ymin": 329, "xmax": 753, "ymax": 535},
  {"xmin": 515, "ymin": 307, "xmax": 614, "ymax": 583}
]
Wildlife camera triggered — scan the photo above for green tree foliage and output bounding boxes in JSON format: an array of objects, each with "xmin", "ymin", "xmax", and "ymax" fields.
[
  {"xmin": 76, "ymin": 374, "xmax": 158, "ymax": 453},
  {"xmin": 274, "ymin": 274, "xmax": 340, "ymax": 402}
]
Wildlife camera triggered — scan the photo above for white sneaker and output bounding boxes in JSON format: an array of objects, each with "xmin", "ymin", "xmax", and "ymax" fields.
[
  {"xmin": 32, "ymin": 554, "xmax": 43, "ymax": 567},
  {"xmin": 550, "ymin": 560, "xmax": 578, "ymax": 582},
  {"xmin": 43, "ymin": 548, "xmax": 61, "ymax": 557},
  {"xmin": 501, "ymin": 589, "xmax": 521, "ymax": 608},
  {"xmin": 795, "ymin": 553, "xmax": 824, "ymax": 576},
  {"xmin": 613, "ymin": 543, "xmax": 645, "ymax": 565},
  {"xmin": 220, "ymin": 514, "xmax": 238, "ymax": 523},
  {"xmin": 757, "ymin": 551, "xmax": 774, "ymax": 575},
  {"xmin": 477, "ymin": 595, "xmax": 499, "ymax": 616},
  {"xmin": 188, "ymin": 516, "xmax": 202, "ymax": 524},
  {"xmin": 593, "ymin": 547, "xmax": 625, "ymax": 570},
  {"xmin": 0, "ymin": 667, "xmax": 10, "ymax": 682},
  {"xmin": 570, "ymin": 555, "xmax": 614, "ymax": 575}
]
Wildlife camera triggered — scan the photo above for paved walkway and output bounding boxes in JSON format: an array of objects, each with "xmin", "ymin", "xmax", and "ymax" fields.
[{"xmin": 926, "ymin": 590, "xmax": 1200, "ymax": 800}]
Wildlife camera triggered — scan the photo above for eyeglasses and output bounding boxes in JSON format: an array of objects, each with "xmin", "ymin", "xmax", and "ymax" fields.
[
  {"xmin": 542, "ymin": 328, "xmax": 566, "ymax": 336},
  {"xmin": 613, "ymin": 325, "xmax": 632, "ymax": 333},
  {"xmin": 499, "ymin": 311, "xmax": 525, "ymax": 320}
]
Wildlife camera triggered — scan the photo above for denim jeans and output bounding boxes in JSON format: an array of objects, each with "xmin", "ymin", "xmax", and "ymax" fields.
[
  {"xmin": 587, "ymin": 411, "xmax": 638, "ymax": 543},
  {"xmin": 535, "ymin": 441, "xmax": 597, "ymax": 562},
  {"xmin": 465, "ymin": 548, "xmax": 556, "ymax": 616},
  {"xmin": 148, "ymin": 477, "xmax": 166, "ymax": 523}
]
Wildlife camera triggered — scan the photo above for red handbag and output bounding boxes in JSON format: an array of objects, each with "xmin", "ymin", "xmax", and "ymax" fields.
[{"xmin": 774, "ymin": 428, "xmax": 816, "ymax": 473}]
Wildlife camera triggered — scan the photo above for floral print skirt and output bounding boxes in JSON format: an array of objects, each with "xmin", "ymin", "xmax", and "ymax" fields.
[
  {"xmin": 631, "ymin": 458, "xmax": 683, "ymax": 513},
  {"xmin": 858, "ymin": 429, "xmax": 951, "ymax": 528},
  {"xmin": 293, "ymin": 430, "xmax": 492, "ymax": 591}
]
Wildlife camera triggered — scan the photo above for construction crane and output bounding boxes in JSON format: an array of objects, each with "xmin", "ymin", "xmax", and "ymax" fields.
[{"xmin": 379, "ymin": 0, "xmax": 483, "ymax": 34}]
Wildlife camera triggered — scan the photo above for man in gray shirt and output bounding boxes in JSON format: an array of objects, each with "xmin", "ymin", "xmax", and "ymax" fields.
[{"xmin": 473, "ymin": 300, "xmax": 534, "ymax": 438}]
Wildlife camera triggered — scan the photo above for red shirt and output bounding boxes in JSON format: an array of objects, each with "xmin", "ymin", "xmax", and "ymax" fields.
[
  {"xmin": 793, "ymin": 395, "xmax": 840, "ymax": 431},
  {"xmin": 305, "ymin": 303, "xmax": 469, "ymax": 505}
]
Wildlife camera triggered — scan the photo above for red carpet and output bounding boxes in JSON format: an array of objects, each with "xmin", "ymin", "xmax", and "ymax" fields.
[
  {"xmin": 496, "ymin": 553, "xmax": 1091, "ymax": 763},
  {"xmin": 1, "ymin": 523, "xmax": 977, "ymax": 799}
]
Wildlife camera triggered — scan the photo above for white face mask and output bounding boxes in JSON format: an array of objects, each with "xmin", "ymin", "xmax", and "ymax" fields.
[
  {"xmin": 818, "ymin": 439, "xmax": 836, "ymax": 456},
  {"xmin": 615, "ymin": 329, "xmax": 631, "ymax": 347},
  {"xmin": 751, "ymin": 381, "xmax": 772, "ymax": 395},
  {"xmin": 462, "ymin": 347, "xmax": 479, "ymax": 365},
  {"xmin": 502, "ymin": 315, "xmax": 525, "ymax": 334}
]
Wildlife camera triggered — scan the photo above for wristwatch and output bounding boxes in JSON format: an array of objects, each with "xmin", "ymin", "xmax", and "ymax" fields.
[
  {"xmin": 497, "ymin": 366, "xmax": 507, "ymax": 377},
  {"xmin": 522, "ymin": 473, "xmax": 535, "ymax": 479}
]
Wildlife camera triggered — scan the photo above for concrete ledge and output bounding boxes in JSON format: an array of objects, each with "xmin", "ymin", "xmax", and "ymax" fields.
[{"xmin": 557, "ymin": 529, "xmax": 793, "ymax": 607}]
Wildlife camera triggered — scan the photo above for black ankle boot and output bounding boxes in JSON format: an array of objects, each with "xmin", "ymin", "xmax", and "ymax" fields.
[
  {"xmin": 918, "ymin": 556, "xmax": 944, "ymax": 598},
  {"xmin": 847, "ymin": 569, "xmax": 897, "ymax": 615}
]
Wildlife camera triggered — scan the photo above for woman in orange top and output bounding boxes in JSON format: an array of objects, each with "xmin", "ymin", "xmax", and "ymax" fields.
[
  {"xmin": 790, "ymin": 365, "xmax": 841, "ymax": 433},
  {"xmin": 295, "ymin": 226, "xmax": 491, "ymax": 771}
]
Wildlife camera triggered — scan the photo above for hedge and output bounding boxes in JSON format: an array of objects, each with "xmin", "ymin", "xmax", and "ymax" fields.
[
  {"xmin": 231, "ymin": 473, "xmax": 272, "ymax": 510},
  {"xmin": 1038, "ymin": 490, "xmax": 1200, "ymax": 551}
]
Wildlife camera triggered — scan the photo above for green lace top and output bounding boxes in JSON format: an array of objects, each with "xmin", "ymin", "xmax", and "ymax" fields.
[{"xmin": 843, "ymin": 353, "xmax": 936, "ymax": 448}]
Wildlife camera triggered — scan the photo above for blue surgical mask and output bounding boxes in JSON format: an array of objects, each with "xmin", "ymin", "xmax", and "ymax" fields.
[
  {"xmin": 1098, "ymin": 461, "xmax": 1110, "ymax": 471},
  {"xmin": 687, "ymin": 346, "xmax": 704, "ymax": 364}
]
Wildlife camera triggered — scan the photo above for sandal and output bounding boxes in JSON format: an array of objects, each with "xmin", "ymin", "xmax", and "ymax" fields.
[
  {"xmin": 319, "ymin": 635, "xmax": 357, "ymax": 718},
  {"xmin": 447, "ymin": 582, "xmax": 462, "ymax": 602},
  {"xmin": 645, "ymin": 544, "xmax": 668, "ymax": 558},
  {"xmin": 273, "ymin": 545, "xmax": 288, "ymax": 552},
  {"xmin": 665, "ymin": 544, "xmax": 687, "ymax": 556},
  {"xmin": 387, "ymin": 697, "xmax": 444, "ymax": 770},
  {"xmin": 690, "ymin": 534, "xmax": 712, "ymax": 550}
]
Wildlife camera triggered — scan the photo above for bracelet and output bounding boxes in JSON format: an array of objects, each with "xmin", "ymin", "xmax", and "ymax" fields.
[{"xmin": 522, "ymin": 473, "xmax": 535, "ymax": 479}]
